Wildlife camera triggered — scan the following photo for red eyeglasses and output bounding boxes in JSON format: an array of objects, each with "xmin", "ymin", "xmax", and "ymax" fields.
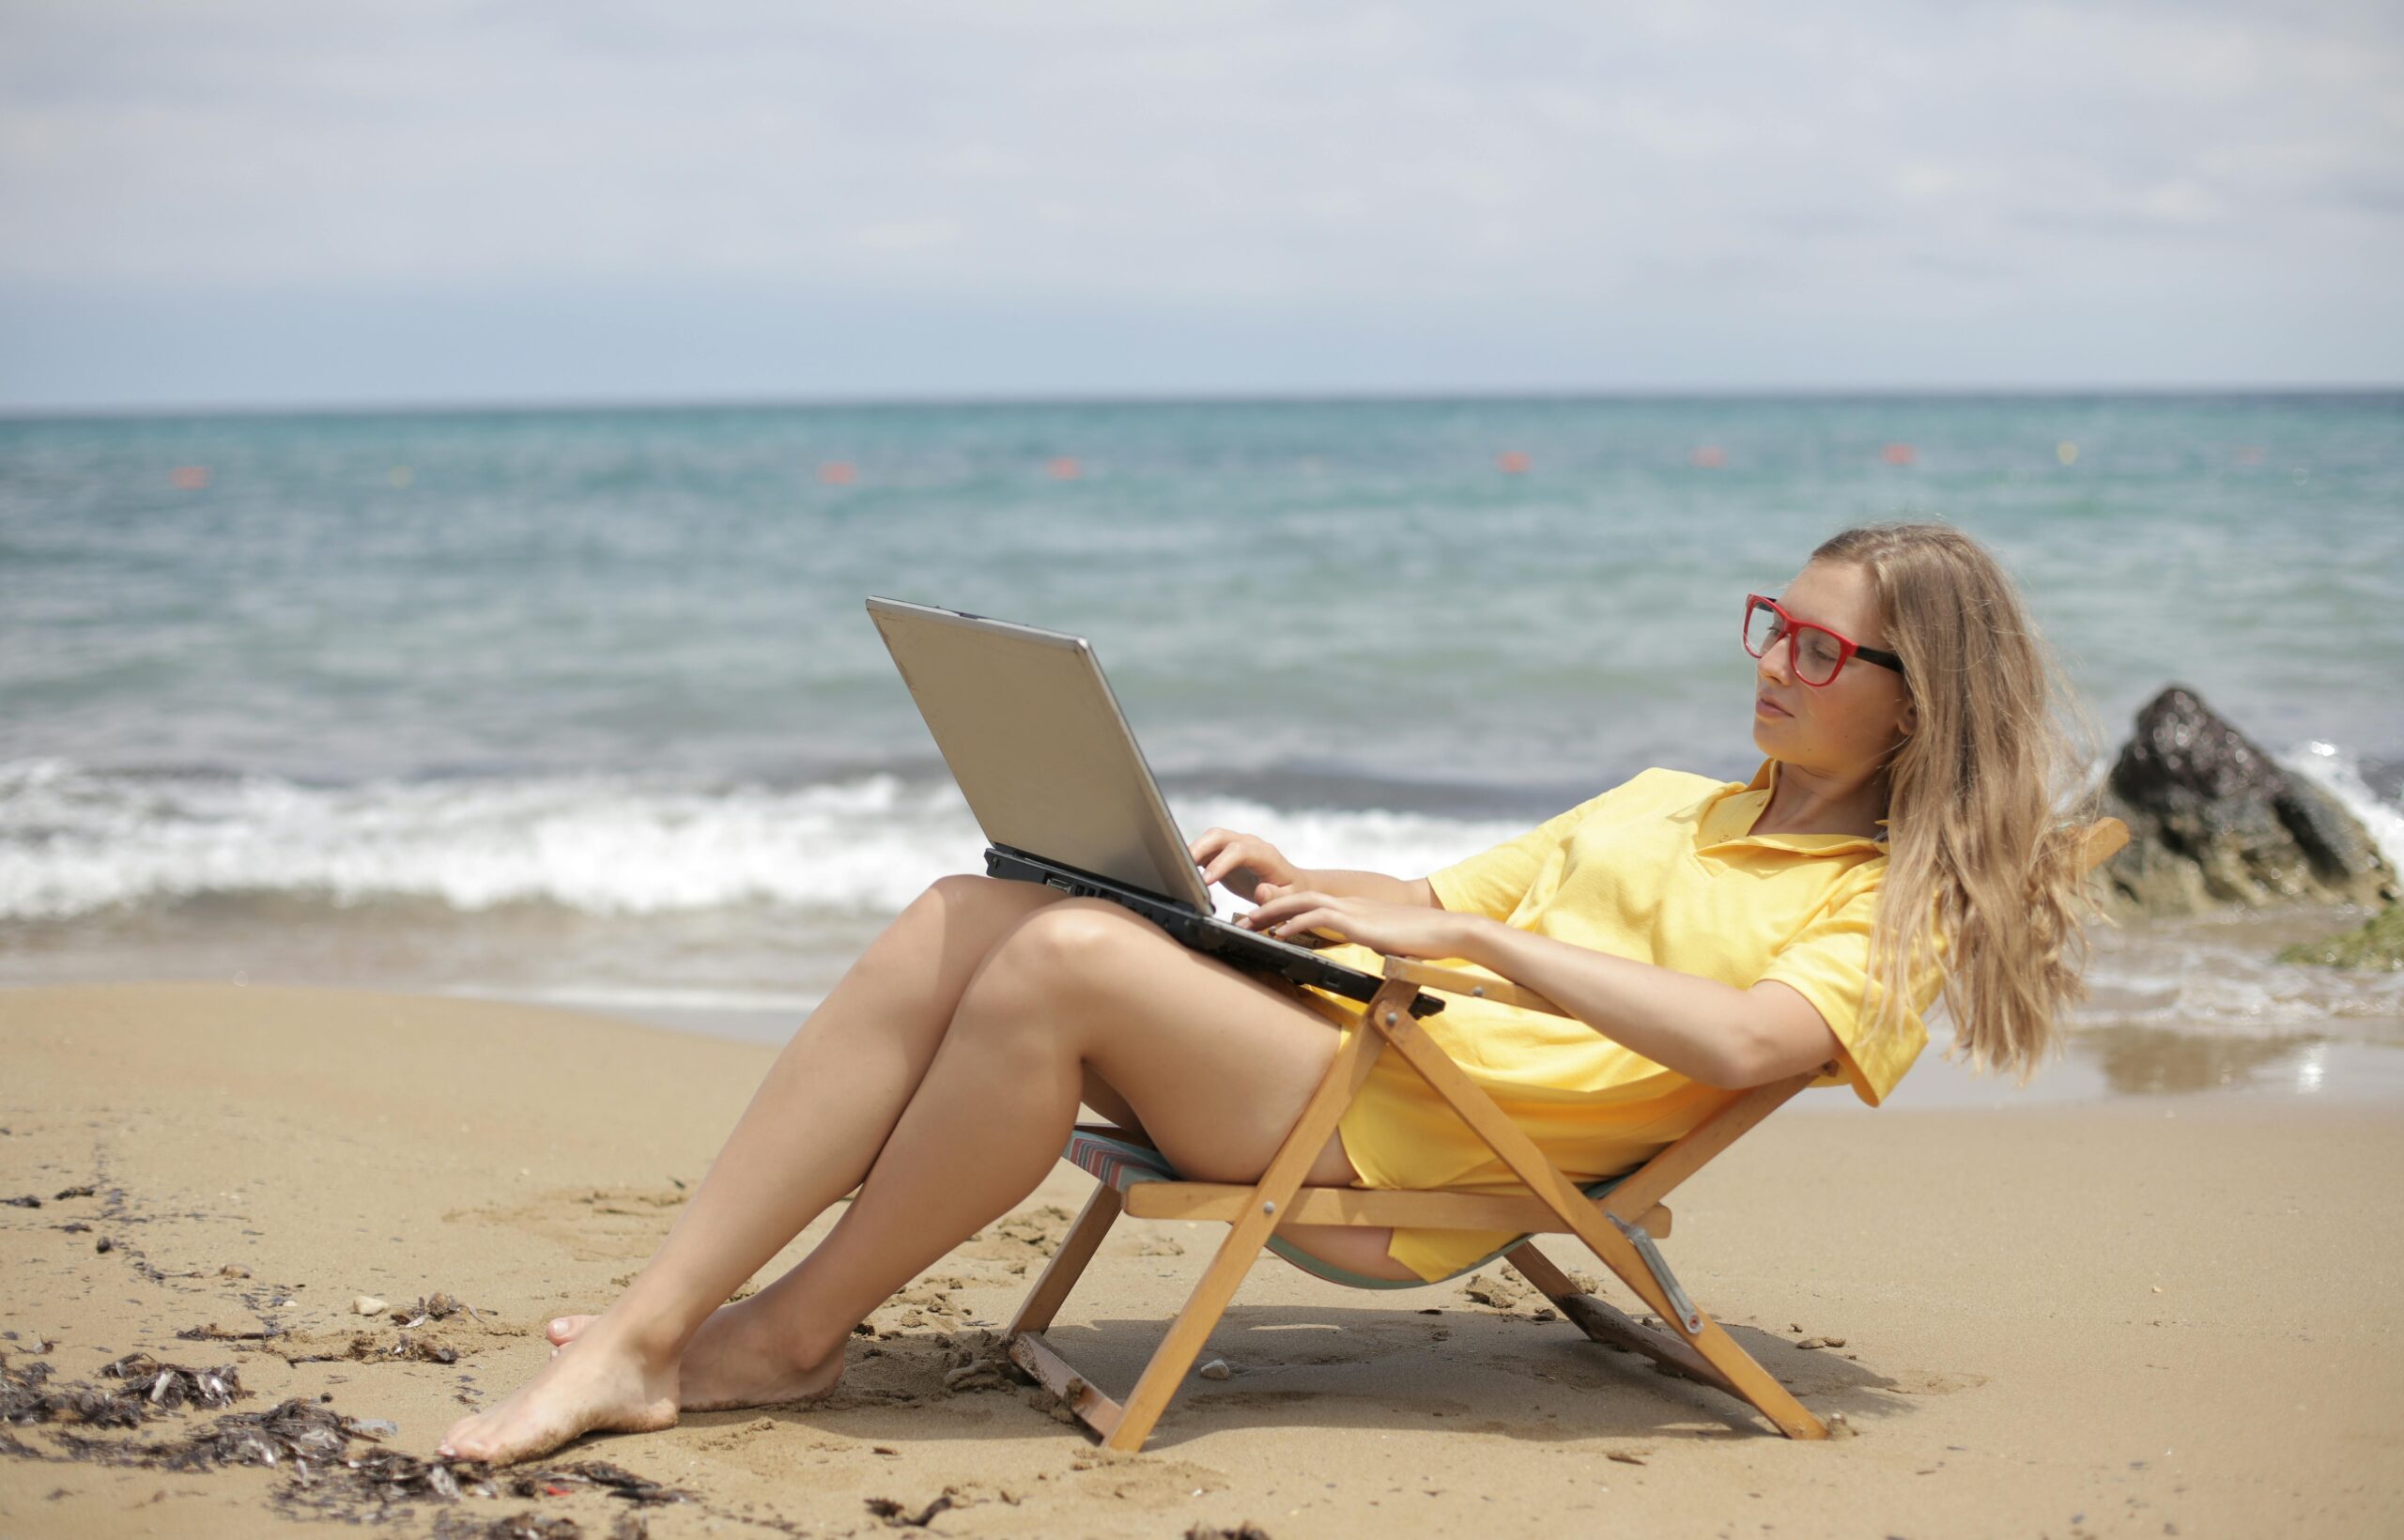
[{"xmin": 1743, "ymin": 593, "xmax": 1907, "ymax": 687}]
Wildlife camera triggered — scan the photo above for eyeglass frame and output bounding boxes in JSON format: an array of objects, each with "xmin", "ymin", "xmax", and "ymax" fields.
[{"xmin": 1743, "ymin": 593, "xmax": 1907, "ymax": 686}]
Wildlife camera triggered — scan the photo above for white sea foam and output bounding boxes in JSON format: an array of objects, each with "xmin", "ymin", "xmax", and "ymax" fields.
[
  {"xmin": 0, "ymin": 757, "xmax": 1533, "ymax": 921},
  {"xmin": 2280, "ymin": 739, "xmax": 2404, "ymax": 877},
  {"xmin": 6, "ymin": 749, "xmax": 2398, "ymax": 1047},
  {"xmin": 4, "ymin": 743, "xmax": 2396, "ymax": 929}
]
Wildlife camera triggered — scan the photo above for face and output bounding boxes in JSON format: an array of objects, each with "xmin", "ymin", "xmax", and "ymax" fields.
[{"xmin": 1750, "ymin": 560, "xmax": 1918, "ymax": 773}]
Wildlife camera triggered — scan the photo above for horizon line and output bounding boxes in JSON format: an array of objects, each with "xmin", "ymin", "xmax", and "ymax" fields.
[{"xmin": 4, "ymin": 379, "xmax": 2400, "ymax": 423}]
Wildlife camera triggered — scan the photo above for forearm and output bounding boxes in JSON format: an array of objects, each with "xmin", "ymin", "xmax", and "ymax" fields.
[
  {"xmin": 1445, "ymin": 917, "xmax": 1757, "ymax": 1088},
  {"xmin": 1298, "ymin": 868, "xmax": 1428, "ymax": 906}
]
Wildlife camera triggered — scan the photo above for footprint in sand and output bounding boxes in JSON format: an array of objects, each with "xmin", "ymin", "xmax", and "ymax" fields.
[
  {"xmin": 1067, "ymin": 1451, "xmax": 1226, "ymax": 1505},
  {"xmin": 956, "ymin": 1206, "xmax": 1074, "ymax": 1264},
  {"xmin": 1886, "ymin": 1368, "xmax": 1989, "ymax": 1395},
  {"xmin": 443, "ymin": 1184, "xmax": 689, "ymax": 1262}
]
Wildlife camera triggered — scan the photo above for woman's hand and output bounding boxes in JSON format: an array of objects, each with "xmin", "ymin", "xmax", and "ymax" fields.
[
  {"xmin": 1234, "ymin": 887, "xmax": 1477, "ymax": 961},
  {"xmin": 1188, "ymin": 826, "xmax": 1306, "ymax": 903}
]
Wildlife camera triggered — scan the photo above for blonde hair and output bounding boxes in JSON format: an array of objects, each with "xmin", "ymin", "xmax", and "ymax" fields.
[{"xmin": 1811, "ymin": 519, "xmax": 2111, "ymax": 1085}]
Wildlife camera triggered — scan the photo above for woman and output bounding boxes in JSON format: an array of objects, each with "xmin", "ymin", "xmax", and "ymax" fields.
[{"xmin": 439, "ymin": 519, "xmax": 2105, "ymax": 1465}]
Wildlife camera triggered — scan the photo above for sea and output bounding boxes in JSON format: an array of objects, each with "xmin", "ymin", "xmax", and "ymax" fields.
[{"xmin": 4, "ymin": 393, "xmax": 2400, "ymax": 1107}]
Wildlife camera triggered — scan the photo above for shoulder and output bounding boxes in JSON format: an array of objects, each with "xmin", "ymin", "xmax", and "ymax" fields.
[
  {"xmin": 1544, "ymin": 767, "xmax": 1725, "ymax": 832},
  {"xmin": 1603, "ymin": 765, "xmax": 1729, "ymax": 806},
  {"xmin": 1647, "ymin": 766, "xmax": 1738, "ymax": 800},
  {"xmin": 1610, "ymin": 765, "xmax": 1744, "ymax": 825}
]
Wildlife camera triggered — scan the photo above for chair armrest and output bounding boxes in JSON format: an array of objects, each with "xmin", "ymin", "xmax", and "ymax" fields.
[
  {"xmin": 1378, "ymin": 954, "xmax": 1570, "ymax": 1017},
  {"xmin": 2081, "ymin": 816, "xmax": 2129, "ymax": 871}
]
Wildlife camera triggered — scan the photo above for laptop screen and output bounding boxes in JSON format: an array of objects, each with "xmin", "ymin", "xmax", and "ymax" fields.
[{"xmin": 868, "ymin": 596, "xmax": 1215, "ymax": 911}]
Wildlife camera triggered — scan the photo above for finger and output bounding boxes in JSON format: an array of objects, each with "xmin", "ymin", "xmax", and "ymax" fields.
[
  {"xmin": 1241, "ymin": 891, "xmax": 1318, "ymax": 926},
  {"xmin": 1264, "ymin": 903, "xmax": 1330, "ymax": 934},
  {"xmin": 1269, "ymin": 908, "xmax": 1346, "ymax": 941},
  {"xmin": 1281, "ymin": 913, "xmax": 1345, "ymax": 942}
]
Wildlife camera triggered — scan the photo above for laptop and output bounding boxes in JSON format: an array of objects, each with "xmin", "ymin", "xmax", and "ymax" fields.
[{"xmin": 865, "ymin": 596, "xmax": 1442, "ymax": 1018}]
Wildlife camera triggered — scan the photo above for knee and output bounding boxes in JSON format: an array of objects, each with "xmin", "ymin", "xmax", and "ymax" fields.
[
  {"xmin": 900, "ymin": 872, "xmax": 1039, "ymax": 951},
  {"xmin": 918, "ymin": 871, "xmax": 999, "ymax": 910},
  {"xmin": 958, "ymin": 900, "xmax": 1128, "ymax": 1020}
]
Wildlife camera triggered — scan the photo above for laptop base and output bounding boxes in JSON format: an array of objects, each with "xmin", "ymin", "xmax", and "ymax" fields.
[{"xmin": 982, "ymin": 846, "xmax": 1443, "ymax": 1018}]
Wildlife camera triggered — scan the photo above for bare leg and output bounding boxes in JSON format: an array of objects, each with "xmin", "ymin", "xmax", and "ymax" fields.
[
  {"xmin": 710, "ymin": 896, "xmax": 1412, "ymax": 1374},
  {"xmin": 441, "ymin": 888, "xmax": 1410, "ymax": 1462},
  {"xmin": 550, "ymin": 898, "xmax": 1410, "ymax": 1376},
  {"xmin": 437, "ymin": 872, "xmax": 1066, "ymax": 1459}
]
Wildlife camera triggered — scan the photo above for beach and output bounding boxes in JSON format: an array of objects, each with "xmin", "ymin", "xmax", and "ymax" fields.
[
  {"xmin": 6, "ymin": 396, "xmax": 2401, "ymax": 1535},
  {"xmin": 4, "ymin": 979, "xmax": 2397, "ymax": 1538},
  {"xmin": 7, "ymin": 0, "xmax": 2400, "ymax": 1522}
]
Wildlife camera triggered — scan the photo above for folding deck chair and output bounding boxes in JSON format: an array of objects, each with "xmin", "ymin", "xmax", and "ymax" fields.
[{"xmin": 1007, "ymin": 817, "xmax": 2130, "ymax": 1450}]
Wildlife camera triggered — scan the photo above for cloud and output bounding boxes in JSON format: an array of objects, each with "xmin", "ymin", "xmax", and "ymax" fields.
[{"xmin": 0, "ymin": 0, "xmax": 2397, "ymax": 401}]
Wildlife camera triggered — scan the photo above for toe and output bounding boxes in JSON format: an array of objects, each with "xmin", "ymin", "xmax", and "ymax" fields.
[{"xmin": 545, "ymin": 1313, "xmax": 598, "ymax": 1346}]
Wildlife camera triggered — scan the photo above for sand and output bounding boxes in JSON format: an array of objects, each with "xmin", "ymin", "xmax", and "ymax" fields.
[{"xmin": 2, "ymin": 980, "xmax": 2397, "ymax": 1538}]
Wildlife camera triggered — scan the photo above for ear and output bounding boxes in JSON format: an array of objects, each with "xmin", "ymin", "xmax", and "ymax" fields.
[{"xmin": 1897, "ymin": 699, "xmax": 1919, "ymax": 738}]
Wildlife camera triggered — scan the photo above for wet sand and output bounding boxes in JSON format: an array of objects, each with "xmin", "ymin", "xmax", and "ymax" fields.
[{"xmin": 2, "ymin": 980, "xmax": 2398, "ymax": 1538}]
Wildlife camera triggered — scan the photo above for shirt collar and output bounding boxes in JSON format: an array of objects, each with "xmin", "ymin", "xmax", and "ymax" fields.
[{"xmin": 1695, "ymin": 758, "xmax": 1889, "ymax": 856}]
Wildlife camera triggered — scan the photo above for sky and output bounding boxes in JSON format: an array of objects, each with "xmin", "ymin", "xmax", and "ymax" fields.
[{"xmin": 2, "ymin": 0, "xmax": 2399, "ymax": 410}]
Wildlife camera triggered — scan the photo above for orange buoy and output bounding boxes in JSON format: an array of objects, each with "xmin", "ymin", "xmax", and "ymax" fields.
[
  {"xmin": 1495, "ymin": 450, "xmax": 1531, "ymax": 474},
  {"xmin": 818, "ymin": 461, "xmax": 857, "ymax": 485},
  {"xmin": 171, "ymin": 465, "xmax": 209, "ymax": 489},
  {"xmin": 1880, "ymin": 442, "xmax": 1916, "ymax": 466},
  {"xmin": 1047, "ymin": 456, "xmax": 1082, "ymax": 480},
  {"xmin": 1690, "ymin": 445, "xmax": 1726, "ymax": 469}
]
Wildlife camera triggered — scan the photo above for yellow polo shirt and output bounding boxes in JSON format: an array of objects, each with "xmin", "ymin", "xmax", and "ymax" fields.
[{"xmin": 1302, "ymin": 757, "xmax": 1947, "ymax": 1282}]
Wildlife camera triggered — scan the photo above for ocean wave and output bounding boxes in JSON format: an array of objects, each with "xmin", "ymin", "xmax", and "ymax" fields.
[
  {"xmin": 0, "ymin": 757, "xmax": 1532, "ymax": 920},
  {"xmin": 3, "ymin": 743, "xmax": 2396, "ymax": 940},
  {"xmin": 2284, "ymin": 739, "xmax": 2404, "ymax": 877}
]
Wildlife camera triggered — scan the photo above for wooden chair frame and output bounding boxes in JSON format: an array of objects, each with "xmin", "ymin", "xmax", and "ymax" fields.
[{"xmin": 1007, "ymin": 818, "xmax": 2130, "ymax": 1451}]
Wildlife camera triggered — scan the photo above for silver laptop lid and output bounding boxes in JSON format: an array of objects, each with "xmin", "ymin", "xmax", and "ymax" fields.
[{"xmin": 866, "ymin": 596, "xmax": 1215, "ymax": 911}]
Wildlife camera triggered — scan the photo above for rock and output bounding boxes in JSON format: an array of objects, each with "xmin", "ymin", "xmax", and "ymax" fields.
[
  {"xmin": 2276, "ymin": 900, "xmax": 2404, "ymax": 971},
  {"xmin": 1197, "ymin": 1359, "xmax": 1232, "ymax": 1380},
  {"xmin": 351, "ymin": 1296, "xmax": 388, "ymax": 1317},
  {"xmin": 1460, "ymin": 1270, "xmax": 1532, "ymax": 1310},
  {"xmin": 2095, "ymin": 686, "xmax": 2396, "ymax": 918}
]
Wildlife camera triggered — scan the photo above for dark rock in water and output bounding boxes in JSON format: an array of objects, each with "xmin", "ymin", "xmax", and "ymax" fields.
[{"xmin": 2095, "ymin": 685, "xmax": 2397, "ymax": 918}]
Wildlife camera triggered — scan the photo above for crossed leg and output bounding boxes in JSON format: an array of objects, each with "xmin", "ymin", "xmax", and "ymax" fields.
[{"xmin": 438, "ymin": 875, "xmax": 1415, "ymax": 1464}]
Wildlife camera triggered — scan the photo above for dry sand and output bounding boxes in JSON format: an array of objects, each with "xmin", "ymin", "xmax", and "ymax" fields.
[{"xmin": 2, "ymin": 980, "xmax": 2397, "ymax": 1538}]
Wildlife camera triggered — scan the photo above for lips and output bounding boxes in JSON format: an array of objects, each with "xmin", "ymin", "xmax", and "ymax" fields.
[{"xmin": 1756, "ymin": 695, "xmax": 1791, "ymax": 717}]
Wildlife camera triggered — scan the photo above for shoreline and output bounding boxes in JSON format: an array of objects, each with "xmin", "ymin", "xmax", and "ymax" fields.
[
  {"xmin": 9, "ymin": 963, "xmax": 2401, "ymax": 1111},
  {"xmin": 2, "ymin": 979, "xmax": 2399, "ymax": 1537}
]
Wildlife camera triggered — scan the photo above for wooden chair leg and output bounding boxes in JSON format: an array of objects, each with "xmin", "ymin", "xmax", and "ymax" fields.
[
  {"xmin": 1367, "ymin": 1005, "xmax": 1826, "ymax": 1440},
  {"xmin": 1009, "ymin": 1183, "xmax": 1122, "ymax": 1336},
  {"xmin": 1506, "ymin": 1242, "xmax": 1739, "ymax": 1395},
  {"xmin": 1099, "ymin": 1000, "xmax": 1388, "ymax": 1451}
]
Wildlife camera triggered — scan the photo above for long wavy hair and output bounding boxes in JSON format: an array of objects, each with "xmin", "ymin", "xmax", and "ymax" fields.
[{"xmin": 1812, "ymin": 520, "xmax": 2111, "ymax": 1085}]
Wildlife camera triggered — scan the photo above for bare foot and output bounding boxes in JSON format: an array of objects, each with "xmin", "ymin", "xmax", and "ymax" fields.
[
  {"xmin": 544, "ymin": 1299, "xmax": 843, "ymax": 1412},
  {"xmin": 436, "ymin": 1326, "xmax": 679, "ymax": 1466}
]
